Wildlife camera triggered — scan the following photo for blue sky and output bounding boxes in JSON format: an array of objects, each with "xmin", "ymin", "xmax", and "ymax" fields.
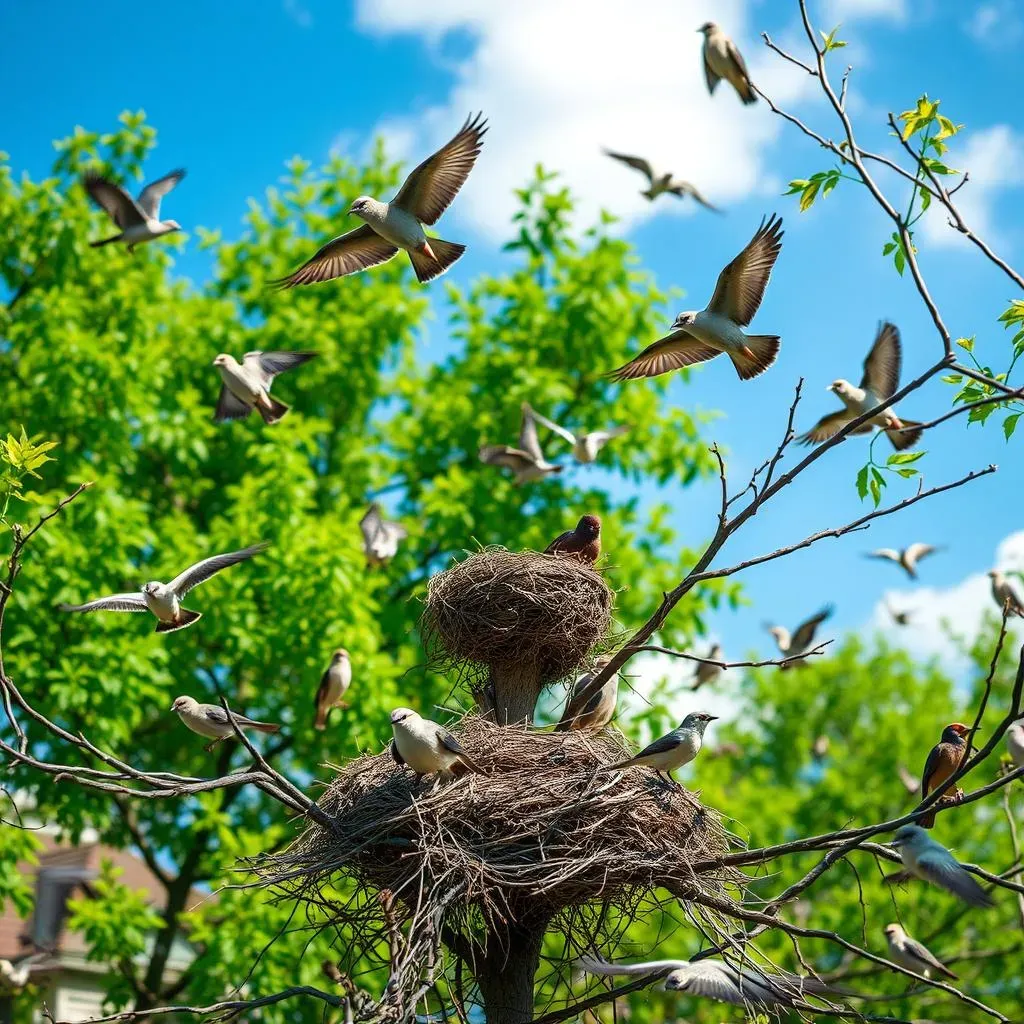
[{"xmin": 4, "ymin": 0, "xmax": 1024, "ymax": 685}]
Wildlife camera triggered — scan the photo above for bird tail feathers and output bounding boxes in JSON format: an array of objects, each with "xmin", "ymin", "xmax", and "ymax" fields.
[
  {"xmin": 89, "ymin": 234, "xmax": 123, "ymax": 248},
  {"xmin": 728, "ymin": 335, "xmax": 780, "ymax": 380},
  {"xmin": 314, "ymin": 706, "xmax": 329, "ymax": 731},
  {"xmin": 409, "ymin": 238, "xmax": 465, "ymax": 283},
  {"xmin": 257, "ymin": 395, "xmax": 289, "ymax": 425},
  {"xmin": 886, "ymin": 419, "xmax": 923, "ymax": 451},
  {"xmin": 154, "ymin": 609, "xmax": 202, "ymax": 633},
  {"xmin": 451, "ymin": 752, "xmax": 485, "ymax": 776},
  {"xmin": 250, "ymin": 721, "xmax": 282, "ymax": 735},
  {"xmin": 738, "ymin": 81, "xmax": 758, "ymax": 105}
]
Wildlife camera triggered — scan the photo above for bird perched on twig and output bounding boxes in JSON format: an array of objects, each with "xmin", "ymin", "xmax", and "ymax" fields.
[
  {"xmin": 212, "ymin": 350, "xmax": 317, "ymax": 425},
  {"xmin": 528, "ymin": 407, "xmax": 630, "ymax": 465},
  {"xmin": 988, "ymin": 569, "xmax": 1024, "ymax": 617},
  {"xmin": 544, "ymin": 514, "xmax": 602, "ymax": 565},
  {"xmin": 603, "ymin": 712, "xmax": 717, "ymax": 784},
  {"xmin": 765, "ymin": 605, "xmax": 833, "ymax": 667},
  {"xmin": 555, "ymin": 655, "xmax": 616, "ymax": 731},
  {"xmin": 887, "ymin": 825, "xmax": 994, "ymax": 908},
  {"xmin": 609, "ymin": 215, "xmax": 783, "ymax": 382},
  {"xmin": 602, "ymin": 149, "xmax": 719, "ymax": 211},
  {"xmin": 699, "ymin": 23, "xmax": 757, "ymax": 105},
  {"xmin": 390, "ymin": 708, "xmax": 482, "ymax": 780},
  {"xmin": 314, "ymin": 649, "xmax": 352, "ymax": 731},
  {"xmin": 883, "ymin": 923, "xmax": 956, "ymax": 980},
  {"xmin": 83, "ymin": 168, "xmax": 186, "ymax": 251},
  {"xmin": 800, "ymin": 323, "xmax": 922, "ymax": 450},
  {"xmin": 479, "ymin": 403, "xmax": 564, "ymax": 484},
  {"xmin": 360, "ymin": 503, "xmax": 407, "ymax": 567},
  {"xmin": 867, "ymin": 542, "xmax": 943, "ymax": 579},
  {"xmin": 918, "ymin": 722, "xmax": 969, "ymax": 828},
  {"xmin": 1008, "ymin": 717, "xmax": 1024, "ymax": 768},
  {"xmin": 171, "ymin": 695, "xmax": 281, "ymax": 752},
  {"xmin": 691, "ymin": 644, "xmax": 724, "ymax": 691},
  {"xmin": 60, "ymin": 543, "xmax": 268, "ymax": 633},
  {"xmin": 275, "ymin": 113, "xmax": 487, "ymax": 286}
]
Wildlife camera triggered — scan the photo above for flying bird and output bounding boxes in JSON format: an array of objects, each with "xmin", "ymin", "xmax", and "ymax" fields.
[
  {"xmin": 83, "ymin": 168, "xmax": 186, "ymax": 251},
  {"xmin": 171, "ymin": 695, "xmax": 281, "ymax": 752},
  {"xmin": 799, "ymin": 323, "xmax": 922, "ymax": 450},
  {"xmin": 699, "ymin": 22, "xmax": 757, "ymax": 105},
  {"xmin": 544, "ymin": 514, "xmax": 602, "ymax": 564},
  {"xmin": 888, "ymin": 825, "xmax": 994, "ymax": 908},
  {"xmin": 604, "ymin": 711, "xmax": 717, "ymax": 784},
  {"xmin": 528, "ymin": 407, "xmax": 631, "ymax": 464},
  {"xmin": 60, "ymin": 543, "xmax": 268, "ymax": 633},
  {"xmin": 765, "ymin": 605, "xmax": 833, "ymax": 666},
  {"xmin": 555, "ymin": 655, "xmax": 617, "ymax": 731},
  {"xmin": 609, "ymin": 215, "xmax": 783, "ymax": 382},
  {"xmin": 691, "ymin": 643, "xmax": 724, "ymax": 691},
  {"xmin": 883, "ymin": 923, "xmax": 956, "ymax": 981},
  {"xmin": 275, "ymin": 113, "xmax": 487, "ymax": 286},
  {"xmin": 988, "ymin": 569, "xmax": 1024, "ymax": 617},
  {"xmin": 479, "ymin": 403, "xmax": 564, "ymax": 484},
  {"xmin": 390, "ymin": 708, "xmax": 482, "ymax": 779},
  {"xmin": 360, "ymin": 503, "xmax": 407, "ymax": 567},
  {"xmin": 866, "ymin": 543, "xmax": 942, "ymax": 579},
  {"xmin": 314, "ymin": 649, "xmax": 352, "ymax": 731},
  {"xmin": 212, "ymin": 350, "xmax": 316, "ymax": 425},
  {"xmin": 887, "ymin": 601, "xmax": 913, "ymax": 627},
  {"xmin": 0, "ymin": 953, "xmax": 47, "ymax": 992},
  {"xmin": 918, "ymin": 722, "xmax": 969, "ymax": 828},
  {"xmin": 1008, "ymin": 717, "xmax": 1024, "ymax": 768},
  {"xmin": 602, "ymin": 150, "xmax": 719, "ymax": 210}
]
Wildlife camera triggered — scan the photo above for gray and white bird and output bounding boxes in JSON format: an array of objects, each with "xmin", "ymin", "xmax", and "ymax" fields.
[
  {"xmin": 528, "ymin": 407, "xmax": 630, "ymax": 464},
  {"xmin": 604, "ymin": 711, "xmax": 717, "ymax": 783},
  {"xmin": 699, "ymin": 22, "xmax": 757, "ymax": 105},
  {"xmin": 609, "ymin": 215, "xmax": 783, "ymax": 382},
  {"xmin": 389, "ymin": 708, "xmax": 482, "ymax": 779},
  {"xmin": 212, "ymin": 350, "xmax": 317, "ymax": 425},
  {"xmin": 479, "ymin": 403, "xmax": 563, "ymax": 484},
  {"xmin": 883, "ymin": 923, "xmax": 956, "ymax": 980},
  {"xmin": 314, "ymin": 648, "xmax": 352, "ymax": 731},
  {"xmin": 360, "ymin": 503, "xmax": 407, "ymax": 567},
  {"xmin": 1006, "ymin": 717, "xmax": 1024, "ymax": 767},
  {"xmin": 988, "ymin": 569, "xmax": 1024, "ymax": 617},
  {"xmin": 60, "ymin": 543, "xmax": 268, "ymax": 633},
  {"xmin": 276, "ymin": 113, "xmax": 487, "ymax": 286},
  {"xmin": 765, "ymin": 605, "xmax": 833, "ymax": 665},
  {"xmin": 603, "ymin": 149, "xmax": 719, "ymax": 210},
  {"xmin": 171, "ymin": 695, "xmax": 281, "ymax": 752},
  {"xmin": 800, "ymin": 323, "xmax": 922, "ymax": 451},
  {"xmin": 867, "ymin": 543, "xmax": 942, "ymax": 579},
  {"xmin": 83, "ymin": 168, "xmax": 186, "ymax": 252},
  {"xmin": 0, "ymin": 952, "xmax": 47, "ymax": 991},
  {"xmin": 888, "ymin": 825, "xmax": 994, "ymax": 908},
  {"xmin": 555, "ymin": 655, "xmax": 617, "ymax": 731},
  {"xmin": 691, "ymin": 643, "xmax": 724, "ymax": 691}
]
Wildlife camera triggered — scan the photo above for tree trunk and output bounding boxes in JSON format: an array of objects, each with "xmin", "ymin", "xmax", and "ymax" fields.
[
  {"xmin": 474, "ymin": 913, "xmax": 550, "ymax": 1024},
  {"xmin": 489, "ymin": 664, "xmax": 541, "ymax": 725}
]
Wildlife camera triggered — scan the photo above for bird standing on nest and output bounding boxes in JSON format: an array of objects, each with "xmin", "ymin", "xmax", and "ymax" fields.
[
  {"xmin": 604, "ymin": 711, "xmax": 718, "ymax": 785},
  {"xmin": 544, "ymin": 514, "xmax": 602, "ymax": 564},
  {"xmin": 390, "ymin": 708, "xmax": 483, "ymax": 780},
  {"xmin": 555, "ymin": 655, "xmax": 616, "ymax": 731},
  {"xmin": 918, "ymin": 722, "xmax": 969, "ymax": 827}
]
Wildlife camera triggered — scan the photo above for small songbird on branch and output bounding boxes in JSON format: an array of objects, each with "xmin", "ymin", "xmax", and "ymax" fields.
[
  {"xmin": 918, "ymin": 722, "xmax": 969, "ymax": 828},
  {"xmin": 604, "ymin": 712, "xmax": 718, "ymax": 784},
  {"xmin": 171, "ymin": 696, "xmax": 281, "ymax": 752},
  {"xmin": 883, "ymin": 923, "xmax": 956, "ymax": 980}
]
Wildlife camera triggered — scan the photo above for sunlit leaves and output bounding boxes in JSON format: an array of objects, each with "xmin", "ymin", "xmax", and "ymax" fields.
[
  {"xmin": 881, "ymin": 230, "xmax": 915, "ymax": 275},
  {"xmin": 785, "ymin": 169, "xmax": 842, "ymax": 212},
  {"xmin": 819, "ymin": 25, "xmax": 847, "ymax": 53}
]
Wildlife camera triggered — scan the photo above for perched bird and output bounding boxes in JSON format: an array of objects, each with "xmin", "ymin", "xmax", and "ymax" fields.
[
  {"xmin": 171, "ymin": 695, "xmax": 281, "ymax": 752},
  {"xmin": 799, "ymin": 323, "xmax": 922, "ymax": 451},
  {"xmin": 988, "ymin": 569, "xmax": 1024, "ymax": 617},
  {"xmin": 699, "ymin": 22, "xmax": 757, "ymax": 105},
  {"xmin": 212, "ymin": 350, "xmax": 316, "ymax": 425},
  {"xmin": 609, "ymin": 215, "xmax": 783, "ymax": 382},
  {"xmin": 604, "ymin": 712, "xmax": 718, "ymax": 784},
  {"xmin": 60, "ymin": 543, "xmax": 268, "ymax": 633},
  {"xmin": 888, "ymin": 825, "xmax": 994, "ymax": 908},
  {"xmin": 83, "ymin": 168, "xmax": 186, "ymax": 251},
  {"xmin": 479, "ymin": 403, "xmax": 563, "ymax": 484},
  {"xmin": 602, "ymin": 149, "xmax": 719, "ymax": 210},
  {"xmin": 887, "ymin": 601, "xmax": 913, "ymax": 627},
  {"xmin": 389, "ymin": 708, "xmax": 482, "ymax": 779},
  {"xmin": 528, "ymin": 407, "xmax": 630, "ymax": 464},
  {"xmin": 276, "ymin": 113, "xmax": 487, "ymax": 286},
  {"xmin": 691, "ymin": 643, "xmax": 724, "ymax": 691},
  {"xmin": 765, "ymin": 605, "xmax": 833, "ymax": 666},
  {"xmin": 919, "ymin": 722, "xmax": 969, "ymax": 828},
  {"xmin": 314, "ymin": 649, "xmax": 352, "ymax": 731},
  {"xmin": 1008, "ymin": 717, "xmax": 1024, "ymax": 768},
  {"xmin": 360, "ymin": 503, "xmax": 407, "ymax": 567},
  {"xmin": 544, "ymin": 514, "xmax": 602, "ymax": 564},
  {"xmin": 867, "ymin": 543, "xmax": 942, "ymax": 579},
  {"xmin": 555, "ymin": 655, "xmax": 617, "ymax": 731},
  {"xmin": 883, "ymin": 923, "xmax": 956, "ymax": 980}
]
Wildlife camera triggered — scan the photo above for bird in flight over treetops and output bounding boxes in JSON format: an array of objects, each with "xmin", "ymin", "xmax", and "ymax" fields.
[
  {"xmin": 603, "ymin": 711, "xmax": 718, "ymax": 785},
  {"xmin": 699, "ymin": 22, "xmax": 757, "ymax": 105},
  {"xmin": 82, "ymin": 168, "xmax": 186, "ymax": 252},
  {"xmin": 479, "ymin": 403, "xmax": 564, "ymax": 484},
  {"xmin": 555, "ymin": 655, "xmax": 617, "ymax": 732},
  {"xmin": 275, "ymin": 113, "xmax": 487, "ymax": 286},
  {"xmin": 866, "ymin": 541, "xmax": 943, "ymax": 579},
  {"xmin": 360, "ymin": 503, "xmax": 407, "ymax": 567},
  {"xmin": 602, "ymin": 149, "xmax": 719, "ymax": 210},
  {"xmin": 390, "ymin": 708, "xmax": 483, "ymax": 780},
  {"xmin": 887, "ymin": 825, "xmax": 994, "ymax": 908},
  {"xmin": 544, "ymin": 514, "xmax": 602, "ymax": 565},
  {"xmin": 918, "ymin": 722, "xmax": 970, "ymax": 828},
  {"xmin": 988, "ymin": 569, "xmax": 1024, "ymax": 617},
  {"xmin": 609, "ymin": 215, "xmax": 783, "ymax": 382},
  {"xmin": 527, "ymin": 406, "xmax": 631, "ymax": 464},
  {"xmin": 171, "ymin": 695, "xmax": 281, "ymax": 752},
  {"xmin": 764, "ymin": 605, "xmax": 833, "ymax": 667},
  {"xmin": 60, "ymin": 543, "xmax": 268, "ymax": 633},
  {"xmin": 212, "ymin": 350, "xmax": 317, "ymax": 425},
  {"xmin": 883, "ymin": 923, "xmax": 957, "ymax": 981},
  {"xmin": 799, "ymin": 323, "xmax": 923, "ymax": 450},
  {"xmin": 314, "ymin": 648, "xmax": 352, "ymax": 731}
]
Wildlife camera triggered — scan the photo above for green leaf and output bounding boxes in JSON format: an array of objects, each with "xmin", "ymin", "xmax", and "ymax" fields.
[
  {"xmin": 1004, "ymin": 412, "xmax": 1021, "ymax": 440},
  {"xmin": 869, "ymin": 475, "xmax": 882, "ymax": 506},
  {"xmin": 941, "ymin": 374, "xmax": 963, "ymax": 384},
  {"xmin": 886, "ymin": 450, "xmax": 925, "ymax": 466},
  {"xmin": 855, "ymin": 464, "xmax": 869, "ymax": 500},
  {"xmin": 894, "ymin": 468, "xmax": 919, "ymax": 478},
  {"xmin": 819, "ymin": 25, "xmax": 848, "ymax": 52},
  {"xmin": 956, "ymin": 336, "xmax": 975, "ymax": 352}
]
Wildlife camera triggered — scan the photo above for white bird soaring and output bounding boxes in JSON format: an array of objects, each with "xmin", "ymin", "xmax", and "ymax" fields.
[
  {"xmin": 1006, "ymin": 717, "xmax": 1024, "ymax": 768},
  {"xmin": 389, "ymin": 708, "xmax": 482, "ymax": 779},
  {"xmin": 988, "ymin": 569, "xmax": 1024, "ymax": 617},
  {"xmin": 765, "ymin": 605, "xmax": 833, "ymax": 666},
  {"xmin": 479, "ymin": 403, "xmax": 563, "ymax": 484},
  {"xmin": 60, "ymin": 543, "xmax": 268, "ymax": 633},
  {"xmin": 800, "ymin": 323, "xmax": 922, "ymax": 450},
  {"xmin": 360, "ymin": 503, "xmax": 407, "ymax": 567},
  {"xmin": 602, "ymin": 149, "xmax": 719, "ymax": 210},
  {"xmin": 314, "ymin": 649, "xmax": 352, "ymax": 731},
  {"xmin": 604, "ymin": 712, "xmax": 717, "ymax": 783},
  {"xmin": 171, "ymin": 695, "xmax": 281, "ymax": 752},
  {"xmin": 212, "ymin": 350, "xmax": 317, "ymax": 425},
  {"xmin": 866, "ymin": 542, "xmax": 943, "ymax": 579},
  {"xmin": 528, "ymin": 407, "xmax": 630, "ymax": 464},
  {"xmin": 888, "ymin": 825, "xmax": 994, "ymax": 908},
  {"xmin": 699, "ymin": 22, "xmax": 757, "ymax": 105},
  {"xmin": 277, "ymin": 114, "xmax": 487, "ymax": 286},
  {"xmin": 83, "ymin": 168, "xmax": 186, "ymax": 251},
  {"xmin": 883, "ymin": 923, "xmax": 956, "ymax": 980},
  {"xmin": 610, "ymin": 215, "xmax": 783, "ymax": 382}
]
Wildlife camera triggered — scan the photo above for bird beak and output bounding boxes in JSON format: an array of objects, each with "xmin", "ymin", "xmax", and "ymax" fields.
[{"xmin": 707, "ymin": 715, "xmax": 720, "ymax": 721}]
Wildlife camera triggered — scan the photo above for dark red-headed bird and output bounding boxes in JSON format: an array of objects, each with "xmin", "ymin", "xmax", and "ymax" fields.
[
  {"xmin": 919, "ymin": 722, "xmax": 970, "ymax": 828},
  {"xmin": 544, "ymin": 514, "xmax": 602, "ymax": 565}
]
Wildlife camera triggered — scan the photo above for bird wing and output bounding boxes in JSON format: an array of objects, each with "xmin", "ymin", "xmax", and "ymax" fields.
[
  {"xmin": 608, "ymin": 330, "xmax": 721, "ymax": 381},
  {"xmin": 798, "ymin": 409, "xmax": 854, "ymax": 445},
  {"xmin": 544, "ymin": 529, "xmax": 575, "ymax": 554},
  {"xmin": 60, "ymin": 593, "xmax": 148, "ymax": 613},
  {"xmin": 903, "ymin": 936, "xmax": 950, "ymax": 975},
  {"xmin": 314, "ymin": 669, "xmax": 332, "ymax": 710},
  {"xmin": 790, "ymin": 605, "xmax": 834, "ymax": 651},
  {"xmin": 667, "ymin": 180, "xmax": 719, "ymax": 212},
  {"xmin": 602, "ymin": 149, "xmax": 655, "ymax": 183},
  {"xmin": 242, "ymin": 350, "xmax": 317, "ymax": 390},
  {"xmin": 381, "ymin": 520, "xmax": 408, "ymax": 544},
  {"xmin": 360, "ymin": 504, "xmax": 384, "ymax": 547},
  {"xmin": 920, "ymin": 742, "xmax": 947, "ymax": 798},
  {"xmin": 167, "ymin": 542, "xmax": 268, "ymax": 597},
  {"xmin": 214, "ymin": 386, "xmax": 253, "ymax": 422},
  {"xmin": 906, "ymin": 542, "xmax": 939, "ymax": 564},
  {"xmin": 859, "ymin": 322, "xmax": 901, "ymax": 400},
  {"xmin": 83, "ymin": 172, "xmax": 147, "ymax": 229},
  {"xmin": 706, "ymin": 214, "xmax": 784, "ymax": 326},
  {"xmin": 274, "ymin": 225, "xmax": 399, "ymax": 287},
  {"xmin": 577, "ymin": 956, "xmax": 688, "ymax": 977},
  {"xmin": 680, "ymin": 961, "xmax": 768, "ymax": 1006},
  {"xmin": 917, "ymin": 852, "xmax": 994, "ymax": 907},
  {"xmin": 866, "ymin": 548, "xmax": 901, "ymax": 563},
  {"xmin": 390, "ymin": 738, "xmax": 406, "ymax": 767},
  {"xmin": 589, "ymin": 424, "xmax": 630, "ymax": 445},
  {"xmin": 528, "ymin": 407, "xmax": 577, "ymax": 446},
  {"xmin": 703, "ymin": 46, "xmax": 721, "ymax": 94},
  {"xmin": 200, "ymin": 705, "xmax": 231, "ymax": 726},
  {"xmin": 478, "ymin": 445, "xmax": 535, "ymax": 471},
  {"xmin": 437, "ymin": 728, "xmax": 467, "ymax": 757},
  {"xmin": 629, "ymin": 730, "xmax": 682, "ymax": 761},
  {"xmin": 725, "ymin": 39, "xmax": 753, "ymax": 89},
  {"xmin": 518, "ymin": 404, "xmax": 545, "ymax": 461},
  {"xmin": 137, "ymin": 168, "xmax": 186, "ymax": 219},
  {"xmin": 393, "ymin": 112, "xmax": 488, "ymax": 225}
]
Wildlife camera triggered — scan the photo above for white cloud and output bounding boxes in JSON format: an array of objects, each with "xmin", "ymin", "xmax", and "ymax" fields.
[{"xmin": 966, "ymin": 2, "xmax": 1024, "ymax": 47}]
